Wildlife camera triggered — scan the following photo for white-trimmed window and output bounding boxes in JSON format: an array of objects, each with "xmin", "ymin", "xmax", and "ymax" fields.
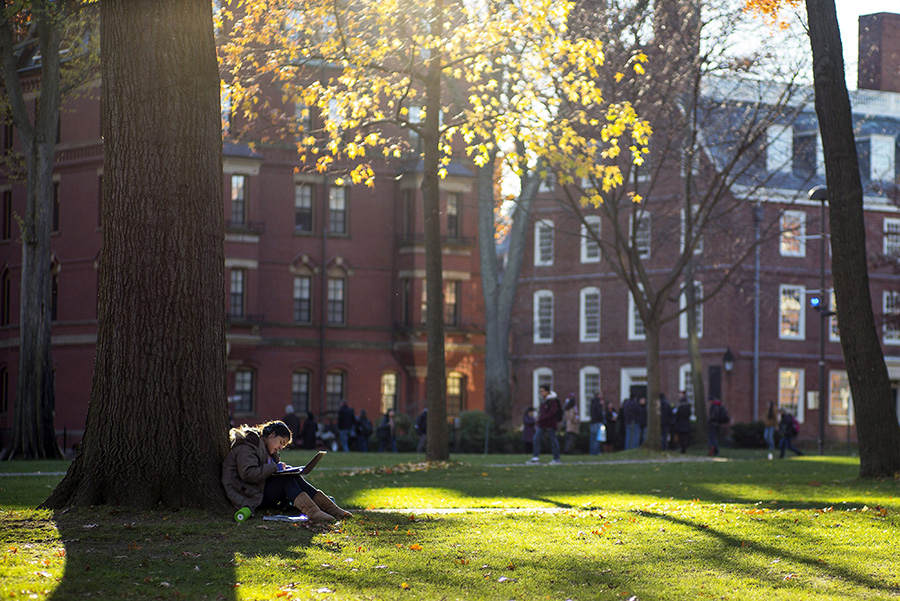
[
  {"xmin": 630, "ymin": 213, "xmax": 651, "ymax": 259},
  {"xmin": 678, "ymin": 363, "xmax": 696, "ymax": 414},
  {"xmin": 828, "ymin": 370, "xmax": 853, "ymax": 425},
  {"xmin": 533, "ymin": 290, "xmax": 554, "ymax": 343},
  {"xmin": 579, "ymin": 287, "xmax": 600, "ymax": 343},
  {"xmin": 532, "ymin": 367, "xmax": 553, "ymax": 408},
  {"xmin": 380, "ymin": 372, "xmax": 398, "ymax": 414},
  {"xmin": 534, "ymin": 220, "xmax": 554, "ymax": 266},
  {"xmin": 293, "ymin": 275, "xmax": 312, "ymax": 323},
  {"xmin": 780, "ymin": 210, "xmax": 806, "ymax": 257},
  {"xmin": 767, "ymin": 124, "xmax": 792, "ymax": 174},
  {"xmin": 295, "ymin": 183, "xmax": 314, "ymax": 233},
  {"xmin": 328, "ymin": 185, "xmax": 347, "ymax": 234},
  {"xmin": 778, "ymin": 368, "xmax": 805, "ymax": 423},
  {"xmin": 580, "ymin": 216, "xmax": 601, "ymax": 263},
  {"xmin": 327, "ymin": 277, "xmax": 346, "ymax": 325},
  {"xmin": 579, "ymin": 366, "xmax": 601, "ymax": 420},
  {"xmin": 883, "ymin": 291, "xmax": 900, "ymax": 344},
  {"xmin": 779, "ymin": 284, "xmax": 805, "ymax": 340},
  {"xmin": 628, "ymin": 291, "xmax": 645, "ymax": 340},
  {"xmin": 680, "ymin": 206, "xmax": 702, "ymax": 255},
  {"xmin": 884, "ymin": 218, "xmax": 900, "ymax": 258},
  {"xmin": 679, "ymin": 281, "xmax": 703, "ymax": 339}
]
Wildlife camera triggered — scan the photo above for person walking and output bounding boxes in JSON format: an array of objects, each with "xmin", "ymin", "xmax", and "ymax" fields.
[
  {"xmin": 527, "ymin": 385, "xmax": 562, "ymax": 464},
  {"xmin": 763, "ymin": 400, "xmax": 778, "ymax": 458},
  {"xmin": 337, "ymin": 399, "xmax": 356, "ymax": 452},
  {"xmin": 377, "ymin": 409, "xmax": 398, "ymax": 453},
  {"xmin": 562, "ymin": 394, "xmax": 580, "ymax": 454},
  {"xmin": 356, "ymin": 410, "xmax": 373, "ymax": 453},
  {"xmin": 622, "ymin": 396, "xmax": 642, "ymax": 450},
  {"xmin": 415, "ymin": 407, "xmax": 428, "ymax": 453},
  {"xmin": 673, "ymin": 394, "xmax": 692, "ymax": 453},
  {"xmin": 522, "ymin": 407, "xmax": 536, "ymax": 455},
  {"xmin": 778, "ymin": 409, "xmax": 804, "ymax": 458},
  {"xmin": 707, "ymin": 396, "xmax": 730, "ymax": 456},
  {"xmin": 588, "ymin": 393, "xmax": 606, "ymax": 455},
  {"xmin": 659, "ymin": 393, "xmax": 673, "ymax": 450}
]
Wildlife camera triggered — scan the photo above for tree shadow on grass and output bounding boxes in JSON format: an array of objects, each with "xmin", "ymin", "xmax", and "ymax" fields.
[
  {"xmin": 638, "ymin": 510, "xmax": 899, "ymax": 595},
  {"xmin": 47, "ymin": 507, "xmax": 318, "ymax": 601}
]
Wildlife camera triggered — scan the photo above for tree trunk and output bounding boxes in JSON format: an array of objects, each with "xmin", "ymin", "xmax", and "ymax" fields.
[
  {"xmin": 643, "ymin": 318, "xmax": 662, "ymax": 450},
  {"xmin": 805, "ymin": 0, "xmax": 900, "ymax": 477},
  {"xmin": 684, "ymin": 262, "xmax": 708, "ymax": 445},
  {"xmin": 0, "ymin": 3, "xmax": 63, "ymax": 460},
  {"xmin": 423, "ymin": 0, "xmax": 448, "ymax": 461},
  {"xmin": 478, "ymin": 154, "xmax": 540, "ymax": 431},
  {"xmin": 44, "ymin": 0, "xmax": 229, "ymax": 508}
]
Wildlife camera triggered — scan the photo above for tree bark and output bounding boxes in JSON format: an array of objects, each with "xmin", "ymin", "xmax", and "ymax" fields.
[
  {"xmin": 423, "ymin": 0, "xmax": 449, "ymax": 461},
  {"xmin": 643, "ymin": 317, "xmax": 662, "ymax": 450},
  {"xmin": 805, "ymin": 0, "xmax": 900, "ymax": 477},
  {"xmin": 44, "ymin": 0, "xmax": 229, "ymax": 508},
  {"xmin": 0, "ymin": 1, "xmax": 63, "ymax": 460}
]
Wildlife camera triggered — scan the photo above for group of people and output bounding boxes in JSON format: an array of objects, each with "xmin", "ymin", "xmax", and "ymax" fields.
[{"xmin": 279, "ymin": 401, "xmax": 402, "ymax": 453}]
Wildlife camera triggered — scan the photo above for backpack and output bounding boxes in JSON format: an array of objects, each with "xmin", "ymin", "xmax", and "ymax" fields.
[
  {"xmin": 790, "ymin": 415, "xmax": 800, "ymax": 436},
  {"xmin": 555, "ymin": 399, "xmax": 564, "ymax": 424}
]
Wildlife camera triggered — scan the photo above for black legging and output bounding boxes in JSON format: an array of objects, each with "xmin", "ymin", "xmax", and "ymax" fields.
[{"xmin": 260, "ymin": 475, "xmax": 318, "ymax": 509}]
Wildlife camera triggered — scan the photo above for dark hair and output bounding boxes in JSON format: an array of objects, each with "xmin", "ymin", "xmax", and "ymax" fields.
[
  {"xmin": 766, "ymin": 400, "xmax": 776, "ymax": 419},
  {"xmin": 260, "ymin": 420, "xmax": 293, "ymax": 443},
  {"xmin": 564, "ymin": 397, "xmax": 576, "ymax": 410},
  {"xmin": 539, "ymin": 385, "xmax": 550, "ymax": 393}
]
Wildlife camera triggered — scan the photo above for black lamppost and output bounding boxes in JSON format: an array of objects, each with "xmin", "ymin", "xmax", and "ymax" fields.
[{"xmin": 809, "ymin": 185, "xmax": 830, "ymax": 456}]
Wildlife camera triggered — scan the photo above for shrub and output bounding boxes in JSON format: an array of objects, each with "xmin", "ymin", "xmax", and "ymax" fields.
[{"xmin": 730, "ymin": 421, "xmax": 766, "ymax": 448}]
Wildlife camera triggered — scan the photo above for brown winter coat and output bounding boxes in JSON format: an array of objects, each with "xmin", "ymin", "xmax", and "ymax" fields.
[{"xmin": 221, "ymin": 427, "xmax": 280, "ymax": 511}]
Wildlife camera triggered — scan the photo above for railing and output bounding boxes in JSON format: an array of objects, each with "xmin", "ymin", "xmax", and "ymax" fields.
[
  {"xmin": 226, "ymin": 313, "xmax": 265, "ymax": 324},
  {"xmin": 225, "ymin": 220, "xmax": 266, "ymax": 235}
]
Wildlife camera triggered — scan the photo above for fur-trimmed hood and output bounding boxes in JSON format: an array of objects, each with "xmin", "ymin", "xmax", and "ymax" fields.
[{"xmin": 229, "ymin": 425, "xmax": 262, "ymax": 448}]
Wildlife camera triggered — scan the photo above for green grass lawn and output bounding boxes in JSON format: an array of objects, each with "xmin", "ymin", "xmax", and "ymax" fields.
[{"xmin": 1, "ymin": 450, "xmax": 898, "ymax": 600}]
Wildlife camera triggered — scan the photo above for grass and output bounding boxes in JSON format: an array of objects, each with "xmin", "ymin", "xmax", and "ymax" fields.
[{"xmin": 1, "ymin": 449, "xmax": 898, "ymax": 600}]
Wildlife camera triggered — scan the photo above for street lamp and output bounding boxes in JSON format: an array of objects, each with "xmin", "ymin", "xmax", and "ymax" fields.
[
  {"xmin": 723, "ymin": 347, "xmax": 734, "ymax": 372},
  {"xmin": 808, "ymin": 185, "xmax": 829, "ymax": 456}
]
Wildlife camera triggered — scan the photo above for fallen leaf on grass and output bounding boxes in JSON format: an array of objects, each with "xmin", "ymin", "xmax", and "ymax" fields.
[
  {"xmin": 784, "ymin": 574, "xmax": 797, "ymax": 581},
  {"xmin": 408, "ymin": 544, "xmax": 423, "ymax": 551},
  {"xmin": 315, "ymin": 587, "xmax": 334, "ymax": 593},
  {"xmin": 400, "ymin": 583, "xmax": 410, "ymax": 590}
]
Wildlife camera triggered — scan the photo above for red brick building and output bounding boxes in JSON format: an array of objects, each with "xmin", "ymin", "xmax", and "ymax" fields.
[
  {"xmin": 510, "ymin": 13, "xmax": 900, "ymax": 444},
  {"xmin": 0, "ymin": 80, "xmax": 486, "ymax": 450}
]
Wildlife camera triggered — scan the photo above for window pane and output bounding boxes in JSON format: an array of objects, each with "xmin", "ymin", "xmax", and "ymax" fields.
[
  {"xmin": 292, "ymin": 371, "xmax": 310, "ymax": 414},
  {"xmin": 230, "ymin": 269, "xmax": 245, "ymax": 319},
  {"xmin": 293, "ymin": 276, "xmax": 311, "ymax": 323},
  {"xmin": 778, "ymin": 368, "xmax": 802, "ymax": 416},
  {"xmin": 884, "ymin": 291, "xmax": 900, "ymax": 343},
  {"xmin": 231, "ymin": 174, "xmax": 246, "ymax": 226},
  {"xmin": 234, "ymin": 369, "xmax": 254, "ymax": 412},
  {"xmin": 581, "ymin": 289, "xmax": 600, "ymax": 342},
  {"xmin": 380, "ymin": 373, "xmax": 397, "ymax": 414},
  {"xmin": 446, "ymin": 193, "xmax": 459, "ymax": 239},
  {"xmin": 326, "ymin": 371, "xmax": 344, "ymax": 412},
  {"xmin": 581, "ymin": 217, "xmax": 600, "ymax": 263},
  {"xmin": 884, "ymin": 219, "xmax": 900, "ymax": 257},
  {"xmin": 327, "ymin": 278, "xmax": 345, "ymax": 324},
  {"xmin": 779, "ymin": 285, "xmax": 804, "ymax": 339},
  {"xmin": 447, "ymin": 373, "xmax": 466, "ymax": 417},
  {"xmin": 444, "ymin": 280, "xmax": 459, "ymax": 326},
  {"xmin": 534, "ymin": 292, "xmax": 553, "ymax": 342},
  {"xmin": 329, "ymin": 186, "xmax": 347, "ymax": 234},
  {"xmin": 828, "ymin": 371, "xmax": 853, "ymax": 424},
  {"xmin": 632, "ymin": 213, "xmax": 651, "ymax": 258},
  {"xmin": 295, "ymin": 184, "xmax": 313, "ymax": 232},
  {"xmin": 780, "ymin": 211, "xmax": 806, "ymax": 257}
]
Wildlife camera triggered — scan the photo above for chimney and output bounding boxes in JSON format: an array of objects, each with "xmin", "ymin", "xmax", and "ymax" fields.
[{"xmin": 858, "ymin": 12, "xmax": 900, "ymax": 93}]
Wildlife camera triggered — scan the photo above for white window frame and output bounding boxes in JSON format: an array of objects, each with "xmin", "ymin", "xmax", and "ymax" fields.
[
  {"xmin": 779, "ymin": 284, "xmax": 805, "ymax": 340},
  {"xmin": 627, "ymin": 290, "xmax": 645, "ymax": 341},
  {"xmin": 778, "ymin": 367, "xmax": 805, "ymax": 424},
  {"xmin": 828, "ymin": 369, "xmax": 854, "ymax": 426},
  {"xmin": 533, "ymin": 290, "xmax": 554, "ymax": 344},
  {"xmin": 883, "ymin": 291, "xmax": 900, "ymax": 345},
  {"xmin": 629, "ymin": 213, "xmax": 651, "ymax": 259},
  {"xmin": 767, "ymin": 124, "xmax": 792, "ymax": 174},
  {"xmin": 678, "ymin": 363, "xmax": 696, "ymax": 416},
  {"xmin": 679, "ymin": 281, "xmax": 703, "ymax": 339},
  {"xmin": 779, "ymin": 210, "xmax": 807, "ymax": 257},
  {"xmin": 883, "ymin": 218, "xmax": 900, "ymax": 257},
  {"xmin": 532, "ymin": 367, "xmax": 553, "ymax": 409},
  {"xmin": 293, "ymin": 275, "xmax": 312, "ymax": 323},
  {"xmin": 580, "ymin": 216, "xmax": 601, "ymax": 263},
  {"xmin": 579, "ymin": 286, "xmax": 600, "ymax": 343},
  {"xmin": 579, "ymin": 366, "xmax": 601, "ymax": 421},
  {"xmin": 619, "ymin": 367, "xmax": 647, "ymax": 403},
  {"xmin": 534, "ymin": 220, "xmax": 554, "ymax": 266}
]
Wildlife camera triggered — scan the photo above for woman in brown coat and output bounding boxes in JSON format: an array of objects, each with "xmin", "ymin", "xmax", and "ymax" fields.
[{"xmin": 221, "ymin": 421, "xmax": 350, "ymax": 522}]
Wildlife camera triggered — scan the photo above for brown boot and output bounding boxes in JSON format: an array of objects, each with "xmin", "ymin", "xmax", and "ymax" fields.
[
  {"xmin": 313, "ymin": 491, "xmax": 352, "ymax": 519},
  {"xmin": 293, "ymin": 492, "xmax": 334, "ymax": 522}
]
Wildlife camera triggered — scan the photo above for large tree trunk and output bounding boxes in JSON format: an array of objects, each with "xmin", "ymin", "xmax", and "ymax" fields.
[
  {"xmin": 423, "ymin": 0, "xmax": 449, "ymax": 461},
  {"xmin": 684, "ymin": 262, "xmax": 708, "ymax": 445},
  {"xmin": 643, "ymin": 318, "xmax": 662, "ymax": 450},
  {"xmin": 0, "ymin": 3, "xmax": 62, "ymax": 460},
  {"xmin": 44, "ymin": 0, "xmax": 229, "ymax": 508},
  {"xmin": 478, "ymin": 154, "xmax": 540, "ymax": 431},
  {"xmin": 805, "ymin": 0, "xmax": 900, "ymax": 477}
]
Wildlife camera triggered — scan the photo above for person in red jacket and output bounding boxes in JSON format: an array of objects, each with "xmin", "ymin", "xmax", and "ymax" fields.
[{"xmin": 527, "ymin": 386, "xmax": 563, "ymax": 464}]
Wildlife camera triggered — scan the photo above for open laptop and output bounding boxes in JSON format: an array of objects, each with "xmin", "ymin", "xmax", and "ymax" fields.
[{"xmin": 273, "ymin": 450, "xmax": 327, "ymax": 476}]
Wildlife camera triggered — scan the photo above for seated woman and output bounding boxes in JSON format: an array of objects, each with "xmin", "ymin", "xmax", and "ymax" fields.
[{"xmin": 221, "ymin": 420, "xmax": 351, "ymax": 522}]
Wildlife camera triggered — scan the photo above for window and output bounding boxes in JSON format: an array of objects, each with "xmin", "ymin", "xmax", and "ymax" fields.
[
  {"xmin": 829, "ymin": 289, "xmax": 840, "ymax": 342},
  {"xmin": 533, "ymin": 290, "xmax": 553, "ymax": 343},
  {"xmin": 444, "ymin": 280, "xmax": 459, "ymax": 327},
  {"xmin": 326, "ymin": 370, "xmax": 345, "ymax": 412},
  {"xmin": 532, "ymin": 367, "xmax": 553, "ymax": 408},
  {"xmin": 229, "ymin": 269, "xmax": 246, "ymax": 319},
  {"xmin": 579, "ymin": 287, "xmax": 600, "ymax": 342},
  {"xmin": 328, "ymin": 185, "xmax": 347, "ymax": 234},
  {"xmin": 779, "ymin": 285, "xmax": 805, "ymax": 340},
  {"xmin": 828, "ymin": 370, "xmax": 853, "ymax": 425},
  {"xmin": 792, "ymin": 131, "xmax": 818, "ymax": 177},
  {"xmin": 628, "ymin": 291, "xmax": 645, "ymax": 340},
  {"xmin": 580, "ymin": 216, "xmax": 601, "ymax": 263},
  {"xmin": 293, "ymin": 276, "xmax": 312, "ymax": 323},
  {"xmin": 446, "ymin": 193, "xmax": 460, "ymax": 239},
  {"xmin": 680, "ymin": 206, "xmax": 702, "ymax": 254},
  {"xmin": 327, "ymin": 277, "xmax": 345, "ymax": 324},
  {"xmin": 0, "ymin": 270, "xmax": 9, "ymax": 326},
  {"xmin": 295, "ymin": 183, "xmax": 313, "ymax": 233},
  {"xmin": 380, "ymin": 372, "xmax": 398, "ymax": 414},
  {"xmin": 534, "ymin": 220, "xmax": 554, "ymax": 266},
  {"xmin": 401, "ymin": 278, "xmax": 411, "ymax": 326},
  {"xmin": 679, "ymin": 281, "xmax": 703, "ymax": 339},
  {"xmin": 630, "ymin": 213, "xmax": 651, "ymax": 259},
  {"xmin": 294, "ymin": 97, "xmax": 312, "ymax": 133},
  {"xmin": 291, "ymin": 371, "xmax": 310, "ymax": 414},
  {"xmin": 1, "ymin": 190, "xmax": 11, "ymax": 240},
  {"xmin": 778, "ymin": 368, "xmax": 804, "ymax": 423},
  {"xmin": 766, "ymin": 124, "xmax": 792, "ymax": 173},
  {"xmin": 233, "ymin": 369, "xmax": 254, "ymax": 413},
  {"xmin": 884, "ymin": 291, "xmax": 900, "ymax": 344},
  {"xmin": 884, "ymin": 218, "xmax": 900, "ymax": 258},
  {"xmin": 780, "ymin": 210, "xmax": 806, "ymax": 257},
  {"xmin": 231, "ymin": 174, "xmax": 247, "ymax": 226},
  {"xmin": 579, "ymin": 366, "xmax": 600, "ymax": 418},
  {"xmin": 678, "ymin": 363, "xmax": 696, "ymax": 414},
  {"xmin": 447, "ymin": 372, "xmax": 466, "ymax": 417},
  {"xmin": 0, "ymin": 366, "xmax": 8, "ymax": 414},
  {"xmin": 52, "ymin": 182, "xmax": 59, "ymax": 233}
]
